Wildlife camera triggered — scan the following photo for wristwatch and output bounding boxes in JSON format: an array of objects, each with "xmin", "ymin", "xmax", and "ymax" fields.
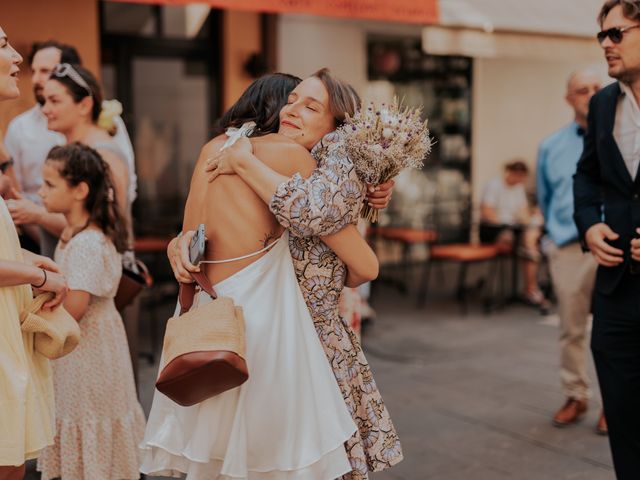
[{"xmin": 0, "ymin": 158, "xmax": 14, "ymax": 173}]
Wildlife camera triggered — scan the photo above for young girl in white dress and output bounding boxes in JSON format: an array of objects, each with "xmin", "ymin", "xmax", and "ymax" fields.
[{"xmin": 36, "ymin": 143, "xmax": 146, "ymax": 479}]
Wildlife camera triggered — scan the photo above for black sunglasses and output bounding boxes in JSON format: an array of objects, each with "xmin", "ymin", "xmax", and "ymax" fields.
[{"xmin": 597, "ymin": 24, "xmax": 640, "ymax": 44}]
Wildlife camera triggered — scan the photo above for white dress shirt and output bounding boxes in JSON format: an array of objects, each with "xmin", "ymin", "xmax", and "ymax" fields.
[
  {"xmin": 481, "ymin": 176, "xmax": 528, "ymax": 225},
  {"xmin": 614, "ymin": 82, "xmax": 640, "ymax": 181},
  {"xmin": 4, "ymin": 105, "xmax": 138, "ymax": 203},
  {"xmin": 4, "ymin": 106, "xmax": 62, "ymax": 203}
]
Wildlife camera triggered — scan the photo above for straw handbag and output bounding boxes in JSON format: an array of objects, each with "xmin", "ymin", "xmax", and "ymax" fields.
[
  {"xmin": 20, "ymin": 292, "xmax": 81, "ymax": 359},
  {"xmin": 155, "ymin": 269, "xmax": 248, "ymax": 407}
]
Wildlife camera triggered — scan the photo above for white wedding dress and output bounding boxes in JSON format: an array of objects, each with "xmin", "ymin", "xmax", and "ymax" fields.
[{"xmin": 139, "ymin": 125, "xmax": 356, "ymax": 480}]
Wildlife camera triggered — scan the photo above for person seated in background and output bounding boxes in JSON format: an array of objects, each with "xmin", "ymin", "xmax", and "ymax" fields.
[{"xmin": 480, "ymin": 160, "xmax": 549, "ymax": 311}]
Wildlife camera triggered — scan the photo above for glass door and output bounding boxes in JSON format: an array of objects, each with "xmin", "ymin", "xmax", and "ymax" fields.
[
  {"xmin": 100, "ymin": 2, "xmax": 221, "ymax": 236},
  {"xmin": 130, "ymin": 56, "xmax": 209, "ymax": 230}
]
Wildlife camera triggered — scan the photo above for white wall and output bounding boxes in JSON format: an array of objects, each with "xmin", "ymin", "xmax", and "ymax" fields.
[
  {"xmin": 278, "ymin": 14, "xmax": 609, "ymax": 212},
  {"xmin": 471, "ymin": 56, "xmax": 608, "ymax": 205},
  {"xmin": 277, "ymin": 15, "xmax": 366, "ymax": 89},
  {"xmin": 277, "ymin": 14, "xmax": 423, "ymax": 91}
]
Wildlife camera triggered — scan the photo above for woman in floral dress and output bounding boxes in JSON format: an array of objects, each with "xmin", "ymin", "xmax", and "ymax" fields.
[
  {"xmin": 172, "ymin": 69, "xmax": 402, "ymax": 479},
  {"xmin": 268, "ymin": 128, "xmax": 402, "ymax": 478}
]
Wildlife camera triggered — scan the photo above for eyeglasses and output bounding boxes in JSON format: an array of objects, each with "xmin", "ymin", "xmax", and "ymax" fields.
[
  {"xmin": 51, "ymin": 63, "xmax": 92, "ymax": 97},
  {"xmin": 597, "ymin": 24, "xmax": 640, "ymax": 44}
]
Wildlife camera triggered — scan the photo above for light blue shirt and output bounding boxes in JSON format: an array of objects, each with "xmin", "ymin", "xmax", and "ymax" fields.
[{"xmin": 536, "ymin": 122, "xmax": 584, "ymax": 247}]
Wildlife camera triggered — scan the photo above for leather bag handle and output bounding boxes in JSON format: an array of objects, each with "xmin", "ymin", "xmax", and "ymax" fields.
[{"xmin": 178, "ymin": 269, "xmax": 218, "ymax": 315}]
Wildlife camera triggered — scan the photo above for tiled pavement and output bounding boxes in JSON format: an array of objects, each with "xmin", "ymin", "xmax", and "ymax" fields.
[
  {"xmin": 27, "ymin": 270, "xmax": 615, "ymax": 479},
  {"xmin": 361, "ymin": 288, "xmax": 612, "ymax": 480}
]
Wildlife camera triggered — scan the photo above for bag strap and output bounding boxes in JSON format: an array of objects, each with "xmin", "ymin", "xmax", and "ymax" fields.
[
  {"xmin": 178, "ymin": 269, "xmax": 217, "ymax": 315},
  {"xmin": 135, "ymin": 258, "xmax": 154, "ymax": 287}
]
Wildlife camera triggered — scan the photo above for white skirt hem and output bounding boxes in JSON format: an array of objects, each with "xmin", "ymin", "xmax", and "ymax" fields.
[{"xmin": 139, "ymin": 440, "xmax": 353, "ymax": 480}]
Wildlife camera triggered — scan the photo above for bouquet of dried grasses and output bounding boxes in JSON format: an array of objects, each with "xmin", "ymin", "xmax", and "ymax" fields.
[{"xmin": 340, "ymin": 98, "xmax": 432, "ymax": 222}]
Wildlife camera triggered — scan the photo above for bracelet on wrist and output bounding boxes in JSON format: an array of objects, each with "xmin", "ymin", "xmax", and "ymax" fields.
[{"xmin": 31, "ymin": 268, "xmax": 47, "ymax": 289}]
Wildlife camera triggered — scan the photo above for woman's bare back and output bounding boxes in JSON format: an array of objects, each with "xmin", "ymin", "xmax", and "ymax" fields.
[{"xmin": 183, "ymin": 133, "xmax": 315, "ymax": 284}]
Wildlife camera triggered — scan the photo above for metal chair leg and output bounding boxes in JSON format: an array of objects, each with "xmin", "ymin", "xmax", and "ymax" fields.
[
  {"xmin": 483, "ymin": 258, "xmax": 500, "ymax": 313},
  {"xmin": 457, "ymin": 262, "xmax": 469, "ymax": 314},
  {"xmin": 398, "ymin": 242, "xmax": 411, "ymax": 294},
  {"xmin": 417, "ymin": 259, "xmax": 433, "ymax": 308}
]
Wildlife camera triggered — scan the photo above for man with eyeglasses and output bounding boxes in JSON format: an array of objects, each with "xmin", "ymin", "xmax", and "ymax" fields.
[
  {"xmin": 538, "ymin": 70, "xmax": 605, "ymax": 434},
  {"xmin": 1, "ymin": 41, "xmax": 136, "ymax": 258},
  {"xmin": 573, "ymin": 1, "xmax": 640, "ymax": 477}
]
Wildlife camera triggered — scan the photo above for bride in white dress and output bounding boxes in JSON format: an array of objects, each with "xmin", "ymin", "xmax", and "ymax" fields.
[
  {"xmin": 140, "ymin": 75, "xmax": 380, "ymax": 480},
  {"xmin": 141, "ymin": 232, "xmax": 355, "ymax": 479}
]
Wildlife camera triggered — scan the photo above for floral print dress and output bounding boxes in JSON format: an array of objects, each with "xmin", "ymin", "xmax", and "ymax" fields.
[
  {"xmin": 270, "ymin": 131, "xmax": 403, "ymax": 479},
  {"xmin": 37, "ymin": 230, "xmax": 146, "ymax": 480}
]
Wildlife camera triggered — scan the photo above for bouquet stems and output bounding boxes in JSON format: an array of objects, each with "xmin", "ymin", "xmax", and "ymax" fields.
[{"xmin": 362, "ymin": 204, "xmax": 379, "ymax": 223}]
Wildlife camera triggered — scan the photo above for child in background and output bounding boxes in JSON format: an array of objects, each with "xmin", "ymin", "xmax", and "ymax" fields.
[{"xmin": 36, "ymin": 143, "xmax": 145, "ymax": 480}]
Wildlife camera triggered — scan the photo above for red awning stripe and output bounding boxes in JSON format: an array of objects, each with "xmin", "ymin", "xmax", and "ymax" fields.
[{"xmin": 107, "ymin": 0, "xmax": 439, "ymax": 25}]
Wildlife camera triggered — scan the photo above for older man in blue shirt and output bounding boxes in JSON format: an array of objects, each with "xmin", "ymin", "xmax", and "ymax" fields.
[{"xmin": 537, "ymin": 69, "xmax": 605, "ymax": 433}]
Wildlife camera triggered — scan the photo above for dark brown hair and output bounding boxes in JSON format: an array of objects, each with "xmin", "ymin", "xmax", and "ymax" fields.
[
  {"xmin": 214, "ymin": 73, "xmax": 301, "ymax": 136},
  {"xmin": 505, "ymin": 159, "xmax": 529, "ymax": 174},
  {"xmin": 311, "ymin": 68, "xmax": 361, "ymax": 127},
  {"xmin": 46, "ymin": 143, "xmax": 128, "ymax": 253},
  {"xmin": 49, "ymin": 64, "xmax": 103, "ymax": 123},
  {"xmin": 598, "ymin": 0, "xmax": 640, "ymax": 25},
  {"xmin": 28, "ymin": 40, "xmax": 81, "ymax": 66}
]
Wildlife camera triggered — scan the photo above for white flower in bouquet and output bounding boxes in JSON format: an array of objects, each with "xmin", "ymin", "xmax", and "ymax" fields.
[{"xmin": 339, "ymin": 98, "xmax": 432, "ymax": 222}]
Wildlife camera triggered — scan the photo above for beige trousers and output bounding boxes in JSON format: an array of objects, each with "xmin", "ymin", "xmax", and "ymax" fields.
[{"xmin": 547, "ymin": 241, "xmax": 597, "ymax": 401}]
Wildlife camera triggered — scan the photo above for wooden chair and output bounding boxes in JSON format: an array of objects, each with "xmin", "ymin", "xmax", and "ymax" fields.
[
  {"xmin": 368, "ymin": 226, "xmax": 438, "ymax": 295},
  {"xmin": 417, "ymin": 243, "xmax": 504, "ymax": 313}
]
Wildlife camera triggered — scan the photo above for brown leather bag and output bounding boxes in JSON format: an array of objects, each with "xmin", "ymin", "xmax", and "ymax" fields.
[
  {"xmin": 155, "ymin": 269, "xmax": 248, "ymax": 407},
  {"xmin": 115, "ymin": 257, "xmax": 153, "ymax": 311}
]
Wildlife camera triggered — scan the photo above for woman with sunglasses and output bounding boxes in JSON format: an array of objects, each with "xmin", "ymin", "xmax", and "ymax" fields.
[
  {"xmin": 40, "ymin": 62, "xmax": 140, "ymax": 352},
  {"xmin": 41, "ymin": 64, "xmax": 132, "ymax": 243},
  {"xmin": 0, "ymin": 27, "xmax": 68, "ymax": 480}
]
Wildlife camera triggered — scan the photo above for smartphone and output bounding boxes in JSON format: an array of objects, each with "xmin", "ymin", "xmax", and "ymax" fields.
[{"xmin": 189, "ymin": 224, "xmax": 206, "ymax": 266}]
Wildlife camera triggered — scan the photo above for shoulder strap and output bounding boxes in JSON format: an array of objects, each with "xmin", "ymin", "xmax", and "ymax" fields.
[{"xmin": 178, "ymin": 270, "xmax": 217, "ymax": 315}]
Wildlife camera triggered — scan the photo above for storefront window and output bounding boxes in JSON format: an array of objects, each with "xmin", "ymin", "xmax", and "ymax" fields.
[{"xmin": 367, "ymin": 37, "xmax": 472, "ymax": 243}]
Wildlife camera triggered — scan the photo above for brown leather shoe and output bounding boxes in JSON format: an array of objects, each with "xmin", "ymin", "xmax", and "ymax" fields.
[
  {"xmin": 596, "ymin": 411, "xmax": 608, "ymax": 436},
  {"xmin": 552, "ymin": 398, "xmax": 588, "ymax": 427}
]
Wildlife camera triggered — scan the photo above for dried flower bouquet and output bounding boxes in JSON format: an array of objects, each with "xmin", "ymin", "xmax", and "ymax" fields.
[{"xmin": 340, "ymin": 98, "xmax": 432, "ymax": 222}]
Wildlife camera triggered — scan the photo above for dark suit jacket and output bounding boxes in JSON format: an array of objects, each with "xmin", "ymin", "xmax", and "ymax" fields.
[{"xmin": 573, "ymin": 82, "xmax": 640, "ymax": 295}]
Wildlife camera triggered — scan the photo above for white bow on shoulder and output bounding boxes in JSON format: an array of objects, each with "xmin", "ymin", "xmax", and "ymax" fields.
[{"xmin": 222, "ymin": 121, "xmax": 256, "ymax": 151}]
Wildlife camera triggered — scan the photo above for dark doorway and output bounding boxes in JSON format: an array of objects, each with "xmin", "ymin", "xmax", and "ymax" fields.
[{"xmin": 100, "ymin": 2, "xmax": 222, "ymax": 236}]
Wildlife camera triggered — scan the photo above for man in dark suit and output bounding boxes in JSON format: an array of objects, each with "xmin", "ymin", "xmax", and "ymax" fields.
[{"xmin": 573, "ymin": 1, "xmax": 640, "ymax": 477}]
